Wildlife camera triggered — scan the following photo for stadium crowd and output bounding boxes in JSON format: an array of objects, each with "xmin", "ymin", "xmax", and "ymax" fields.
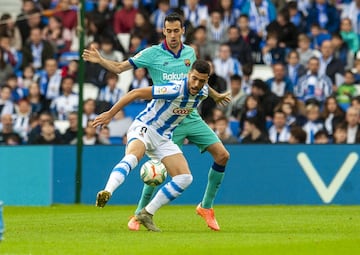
[{"xmin": 0, "ymin": 0, "xmax": 360, "ymax": 145}]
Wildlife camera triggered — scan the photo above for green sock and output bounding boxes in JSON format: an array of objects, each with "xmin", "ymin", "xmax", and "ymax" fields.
[
  {"xmin": 134, "ymin": 184, "xmax": 156, "ymax": 215},
  {"xmin": 201, "ymin": 168, "xmax": 225, "ymax": 209}
]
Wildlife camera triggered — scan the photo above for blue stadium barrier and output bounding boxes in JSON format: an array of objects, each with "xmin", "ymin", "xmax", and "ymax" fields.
[{"xmin": 1, "ymin": 145, "xmax": 359, "ymax": 205}]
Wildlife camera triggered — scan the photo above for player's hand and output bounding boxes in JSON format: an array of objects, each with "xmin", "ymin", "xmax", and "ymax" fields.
[
  {"xmin": 214, "ymin": 91, "xmax": 231, "ymax": 107},
  {"xmin": 82, "ymin": 44, "xmax": 101, "ymax": 63},
  {"xmin": 92, "ymin": 111, "xmax": 112, "ymax": 128}
]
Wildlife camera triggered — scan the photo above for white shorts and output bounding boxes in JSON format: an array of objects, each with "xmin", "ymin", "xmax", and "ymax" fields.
[{"xmin": 127, "ymin": 119, "xmax": 182, "ymax": 161}]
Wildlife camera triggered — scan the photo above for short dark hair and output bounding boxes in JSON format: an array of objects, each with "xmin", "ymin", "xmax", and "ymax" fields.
[
  {"xmin": 191, "ymin": 60, "xmax": 210, "ymax": 75},
  {"xmin": 290, "ymin": 126, "xmax": 307, "ymax": 144},
  {"xmin": 164, "ymin": 12, "xmax": 184, "ymax": 27},
  {"xmin": 230, "ymin": 74, "xmax": 242, "ymax": 82}
]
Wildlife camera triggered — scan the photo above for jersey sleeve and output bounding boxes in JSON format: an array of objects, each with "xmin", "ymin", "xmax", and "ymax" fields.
[
  {"xmin": 152, "ymin": 82, "xmax": 181, "ymax": 99},
  {"xmin": 128, "ymin": 47, "xmax": 154, "ymax": 69}
]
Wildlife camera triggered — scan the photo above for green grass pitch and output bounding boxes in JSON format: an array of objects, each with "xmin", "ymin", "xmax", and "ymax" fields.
[{"xmin": 0, "ymin": 205, "xmax": 359, "ymax": 255}]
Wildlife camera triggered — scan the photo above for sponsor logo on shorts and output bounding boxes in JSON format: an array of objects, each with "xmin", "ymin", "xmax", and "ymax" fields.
[{"xmin": 173, "ymin": 108, "xmax": 193, "ymax": 115}]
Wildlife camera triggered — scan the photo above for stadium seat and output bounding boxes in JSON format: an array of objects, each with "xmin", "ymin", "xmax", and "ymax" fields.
[
  {"xmin": 251, "ymin": 65, "xmax": 274, "ymax": 81},
  {"xmin": 54, "ymin": 120, "xmax": 70, "ymax": 134},
  {"xmin": 73, "ymin": 83, "xmax": 99, "ymax": 100},
  {"xmin": 117, "ymin": 33, "xmax": 131, "ymax": 52},
  {"xmin": 229, "ymin": 120, "xmax": 239, "ymax": 137},
  {"xmin": 109, "ymin": 136, "xmax": 123, "ymax": 145}
]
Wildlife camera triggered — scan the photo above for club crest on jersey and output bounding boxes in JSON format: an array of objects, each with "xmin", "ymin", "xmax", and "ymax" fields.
[
  {"xmin": 173, "ymin": 108, "xmax": 193, "ymax": 115},
  {"xmin": 184, "ymin": 59, "xmax": 191, "ymax": 66}
]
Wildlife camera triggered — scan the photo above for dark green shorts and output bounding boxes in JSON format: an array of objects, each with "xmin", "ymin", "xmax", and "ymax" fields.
[{"xmin": 172, "ymin": 110, "xmax": 220, "ymax": 153}]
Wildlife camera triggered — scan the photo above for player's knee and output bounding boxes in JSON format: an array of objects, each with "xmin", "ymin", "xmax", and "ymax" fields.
[
  {"xmin": 172, "ymin": 173, "xmax": 193, "ymax": 189},
  {"xmin": 215, "ymin": 149, "xmax": 230, "ymax": 166}
]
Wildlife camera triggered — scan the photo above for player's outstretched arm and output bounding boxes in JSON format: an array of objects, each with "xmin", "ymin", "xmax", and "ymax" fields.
[
  {"xmin": 208, "ymin": 87, "xmax": 231, "ymax": 107},
  {"xmin": 92, "ymin": 87, "xmax": 153, "ymax": 128},
  {"xmin": 82, "ymin": 44, "xmax": 133, "ymax": 74}
]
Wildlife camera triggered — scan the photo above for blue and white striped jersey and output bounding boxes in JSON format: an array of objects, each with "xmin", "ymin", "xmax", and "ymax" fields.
[{"xmin": 135, "ymin": 78, "xmax": 208, "ymax": 139}]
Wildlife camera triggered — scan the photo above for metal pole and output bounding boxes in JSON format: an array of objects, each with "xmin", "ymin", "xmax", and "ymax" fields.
[{"xmin": 75, "ymin": 0, "xmax": 86, "ymax": 204}]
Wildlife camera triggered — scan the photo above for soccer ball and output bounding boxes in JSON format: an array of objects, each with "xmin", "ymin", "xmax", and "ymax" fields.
[{"xmin": 140, "ymin": 160, "xmax": 167, "ymax": 187}]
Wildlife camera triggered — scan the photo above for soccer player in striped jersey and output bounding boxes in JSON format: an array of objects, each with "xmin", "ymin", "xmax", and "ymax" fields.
[
  {"xmin": 92, "ymin": 60, "xmax": 210, "ymax": 231},
  {"xmin": 83, "ymin": 12, "xmax": 230, "ymax": 231}
]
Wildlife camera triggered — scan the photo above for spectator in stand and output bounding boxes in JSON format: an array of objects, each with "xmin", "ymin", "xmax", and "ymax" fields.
[
  {"xmin": 0, "ymin": 13, "xmax": 22, "ymax": 51},
  {"xmin": 50, "ymin": 76, "xmax": 79, "ymax": 120},
  {"xmin": 131, "ymin": 11, "xmax": 159, "ymax": 48},
  {"xmin": 226, "ymin": 25, "xmax": 252, "ymax": 66},
  {"xmin": 261, "ymin": 32, "xmax": 287, "ymax": 65},
  {"xmin": 43, "ymin": 0, "xmax": 77, "ymax": 31},
  {"xmin": 297, "ymin": 33, "xmax": 316, "ymax": 67},
  {"xmin": 82, "ymin": 98, "xmax": 97, "ymax": 128},
  {"xmin": 239, "ymin": 94, "xmax": 266, "ymax": 132},
  {"xmin": 337, "ymin": 70, "xmax": 357, "ymax": 104},
  {"xmin": 344, "ymin": 106, "xmax": 360, "ymax": 143},
  {"xmin": 332, "ymin": 122, "xmax": 347, "ymax": 144},
  {"xmin": 351, "ymin": 96, "xmax": 360, "ymax": 111},
  {"xmin": 191, "ymin": 26, "xmax": 215, "ymax": 60},
  {"xmin": 61, "ymin": 59, "xmax": 78, "ymax": 81},
  {"xmin": 78, "ymin": 120, "xmax": 101, "ymax": 145},
  {"xmin": 240, "ymin": 116, "xmax": 270, "ymax": 144},
  {"xmin": 98, "ymin": 125, "xmax": 111, "ymax": 145},
  {"xmin": 288, "ymin": 125, "xmax": 307, "ymax": 144},
  {"xmin": 90, "ymin": 0, "xmax": 115, "ymax": 27},
  {"xmin": 42, "ymin": 16, "xmax": 72, "ymax": 55},
  {"xmin": 215, "ymin": 115, "xmax": 239, "ymax": 144},
  {"xmin": 27, "ymin": 111, "xmax": 55, "ymax": 143},
  {"xmin": 27, "ymin": 81, "xmax": 48, "ymax": 114},
  {"xmin": 38, "ymin": 58, "xmax": 62, "ymax": 105},
  {"xmin": 17, "ymin": 7, "xmax": 46, "ymax": 46},
  {"xmin": 182, "ymin": 0, "xmax": 209, "ymax": 27},
  {"xmin": 266, "ymin": 8, "xmax": 298, "ymax": 49},
  {"xmin": 199, "ymin": 59, "xmax": 227, "ymax": 122},
  {"xmin": 241, "ymin": 0, "xmax": 277, "ymax": 41},
  {"xmin": 306, "ymin": 0, "xmax": 340, "ymax": 34},
  {"xmin": 285, "ymin": 50, "xmax": 306, "ymax": 87},
  {"xmin": 206, "ymin": 9, "xmax": 228, "ymax": 56},
  {"xmin": 224, "ymin": 74, "xmax": 246, "ymax": 120},
  {"xmin": 268, "ymin": 110, "xmax": 291, "ymax": 143},
  {"xmin": 151, "ymin": 0, "xmax": 172, "ymax": 39},
  {"xmin": 99, "ymin": 36, "xmax": 124, "ymax": 64},
  {"xmin": 83, "ymin": 42, "xmax": 108, "ymax": 88},
  {"xmin": 32, "ymin": 120, "xmax": 63, "ymax": 144},
  {"xmin": 282, "ymin": 91, "xmax": 307, "ymax": 117},
  {"xmin": 295, "ymin": 56, "xmax": 332, "ymax": 104},
  {"xmin": 0, "ymin": 113, "xmax": 21, "ymax": 145},
  {"xmin": 308, "ymin": 23, "xmax": 331, "ymax": 50},
  {"xmin": 0, "ymin": 85, "xmax": 14, "ymax": 118},
  {"xmin": 21, "ymin": 27, "xmax": 55, "ymax": 70},
  {"xmin": 6, "ymin": 75, "xmax": 27, "ymax": 103},
  {"xmin": 62, "ymin": 111, "xmax": 78, "ymax": 144},
  {"xmin": 18, "ymin": 65, "xmax": 38, "ymax": 89},
  {"xmin": 0, "ymin": 35, "xmax": 20, "ymax": 70},
  {"xmin": 302, "ymin": 103, "xmax": 324, "ymax": 144},
  {"xmin": 113, "ymin": 0, "xmax": 138, "ymax": 34},
  {"xmin": 237, "ymin": 14, "xmax": 262, "ymax": 64},
  {"xmin": 218, "ymin": 0, "xmax": 241, "ymax": 29},
  {"xmin": 13, "ymin": 99, "xmax": 32, "ymax": 143},
  {"xmin": 314, "ymin": 129, "xmax": 329, "ymax": 144},
  {"xmin": 320, "ymin": 95, "xmax": 345, "ymax": 139},
  {"xmin": 241, "ymin": 63, "xmax": 253, "ymax": 95},
  {"xmin": 341, "ymin": 0, "xmax": 360, "ymax": 35},
  {"xmin": 318, "ymin": 40, "xmax": 345, "ymax": 90},
  {"xmin": 128, "ymin": 68, "xmax": 151, "ymax": 94},
  {"xmin": 98, "ymin": 72, "xmax": 124, "ymax": 106},
  {"xmin": 212, "ymin": 43, "xmax": 242, "ymax": 90},
  {"xmin": 266, "ymin": 62, "xmax": 294, "ymax": 97},
  {"xmin": 0, "ymin": 47, "xmax": 14, "ymax": 87},
  {"xmin": 251, "ymin": 78, "xmax": 281, "ymax": 121},
  {"xmin": 331, "ymin": 33, "xmax": 354, "ymax": 71},
  {"xmin": 287, "ymin": 1, "xmax": 306, "ymax": 34},
  {"xmin": 340, "ymin": 17, "xmax": 359, "ymax": 55}
]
